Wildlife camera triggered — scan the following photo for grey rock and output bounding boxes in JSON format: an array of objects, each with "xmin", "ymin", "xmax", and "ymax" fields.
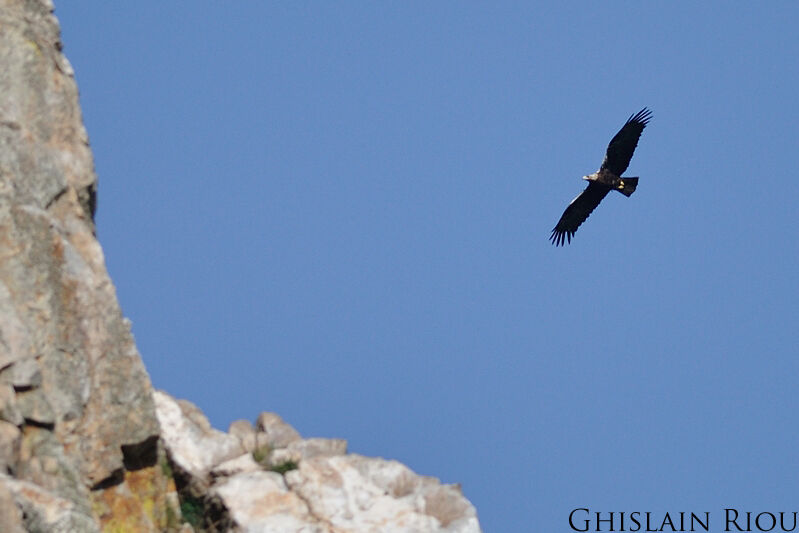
[
  {"xmin": 15, "ymin": 425, "xmax": 92, "ymax": 518},
  {"xmin": 0, "ymin": 420, "xmax": 21, "ymax": 473},
  {"xmin": 0, "ymin": 281, "xmax": 34, "ymax": 371},
  {"xmin": 268, "ymin": 437, "xmax": 347, "ymax": 467},
  {"xmin": 255, "ymin": 412, "xmax": 302, "ymax": 448},
  {"xmin": 229, "ymin": 418, "xmax": 256, "ymax": 437},
  {"xmin": 0, "ymin": 474, "xmax": 100, "ymax": 533},
  {"xmin": 0, "ymin": 357, "xmax": 42, "ymax": 389},
  {"xmin": 0, "ymin": 383, "xmax": 23, "ymax": 426},
  {"xmin": 0, "ymin": 0, "xmax": 162, "ymax": 486},
  {"xmin": 14, "ymin": 388, "xmax": 55, "ymax": 426},
  {"xmin": 291, "ymin": 437, "xmax": 347, "ymax": 459},
  {"xmin": 228, "ymin": 418, "xmax": 257, "ymax": 452},
  {"xmin": 0, "ymin": 478, "xmax": 25, "ymax": 533},
  {"xmin": 0, "ymin": 2, "xmax": 172, "ymax": 530}
]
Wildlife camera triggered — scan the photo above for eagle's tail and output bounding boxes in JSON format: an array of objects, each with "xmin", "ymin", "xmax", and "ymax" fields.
[{"xmin": 617, "ymin": 177, "xmax": 638, "ymax": 197}]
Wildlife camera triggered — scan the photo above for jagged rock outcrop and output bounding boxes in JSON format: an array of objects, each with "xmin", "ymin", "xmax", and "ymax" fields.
[
  {"xmin": 0, "ymin": 1, "xmax": 482, "ymax": 531},
  {"xmin": 156, "ymin": 391, "xmax": 480, "ymax": 533}
]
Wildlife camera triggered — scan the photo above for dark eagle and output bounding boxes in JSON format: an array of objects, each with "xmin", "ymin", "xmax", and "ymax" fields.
[{"xmin": 550, "ymin": 108, "xmax": 652, "ymax": 246}]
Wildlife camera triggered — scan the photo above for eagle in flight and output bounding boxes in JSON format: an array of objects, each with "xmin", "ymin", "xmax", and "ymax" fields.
[{"xmin": 550, "ymin": 108, "xmax": 652, "ymax": 246}]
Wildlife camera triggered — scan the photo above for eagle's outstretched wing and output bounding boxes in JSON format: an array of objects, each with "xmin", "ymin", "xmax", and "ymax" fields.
[
  {"xmin": 600, "ymin": 108, "xmax": 652, "ymax": 176},
  {"xmin": 549, "ymin": 182, "xmax": 611, "ymax": 246}
]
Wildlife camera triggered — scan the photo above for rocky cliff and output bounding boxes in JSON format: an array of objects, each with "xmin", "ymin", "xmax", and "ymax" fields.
[{"xmin": 0, "ymin": 2, "xmax": 481, "ymax": 531}]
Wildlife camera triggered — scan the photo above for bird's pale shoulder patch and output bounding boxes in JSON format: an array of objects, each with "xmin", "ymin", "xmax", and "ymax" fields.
[{"xmin": 550, "ymin": 108, "xmax": 651, "ymax": 246}]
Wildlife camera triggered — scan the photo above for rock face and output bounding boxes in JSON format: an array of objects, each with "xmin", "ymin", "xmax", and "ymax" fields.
[
  {"xmin": 0, "ymin": 0, "xmax": 174, "ymax": 531},
  {"xmin": 0, "ymin": 1, "xmax": 482, "ymax": 531},
  {"xmin": 156, "ymin": 390, "xmax": 480, "ymax": 533}
]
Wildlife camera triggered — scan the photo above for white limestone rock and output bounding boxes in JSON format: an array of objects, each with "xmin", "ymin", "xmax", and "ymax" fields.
[
  {"xmin": 210, "ymin": 453, "xmax": 261, "ymax": 479},
  {"xmin": 284, "ymin": 454, "xmax": 481, "ymax": 533},
  {"xmin": 209, "ymin": 452, "xmax": 481, "ymax": 532},
  {"xmin": 153, "ymin": 390, "xmax": 243, "ymax": 478},
  {"xmin": 212, "ymin": 470, "xmax": 323, "ymax": 533}
]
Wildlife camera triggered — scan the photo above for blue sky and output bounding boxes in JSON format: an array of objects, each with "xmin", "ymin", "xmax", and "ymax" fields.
[{"xmin": 58, "ymin": 3, "xmax": 799, "ymax": 531}]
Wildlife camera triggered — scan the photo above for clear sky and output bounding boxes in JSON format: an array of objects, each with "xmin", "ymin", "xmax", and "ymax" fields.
[{"xmin": 57, "ymin": 3, "xmax": 799, "ymax": 532}]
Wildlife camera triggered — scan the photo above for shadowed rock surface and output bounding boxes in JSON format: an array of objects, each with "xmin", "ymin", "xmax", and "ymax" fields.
[{"xmin": 0, "ymin": 1, "xmax": 482, "ymax": 531}]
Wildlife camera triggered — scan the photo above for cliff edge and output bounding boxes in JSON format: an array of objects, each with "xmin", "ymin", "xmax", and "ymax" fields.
[{"xmin": 0, "ymin": 2, "xmax": 481, "ymax": 531}]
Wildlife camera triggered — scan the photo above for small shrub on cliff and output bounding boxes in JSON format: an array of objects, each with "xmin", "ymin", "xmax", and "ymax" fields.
[
  {"xmin": 270, "ymin": 460, "xmax": 299, "ymax": 474},
  {"xmin": 252, "ymin": 444, "xmax": 272, "ymax": 466}
]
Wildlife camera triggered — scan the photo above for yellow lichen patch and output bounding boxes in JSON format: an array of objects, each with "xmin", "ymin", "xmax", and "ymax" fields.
[
  {"xmin": 92, "ymin": 465, "xmax": 181, "ymax": 533},
  {"xmin": 25, "ymin": 39, "xmax": 42, "ymax": 58}
]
